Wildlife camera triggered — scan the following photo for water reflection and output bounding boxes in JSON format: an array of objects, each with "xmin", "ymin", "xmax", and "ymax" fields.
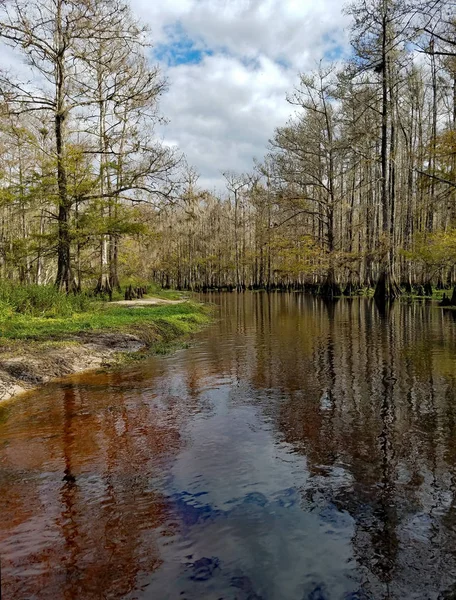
[{"xmin": 1, "ymin": 294, "xmax": 456, "ymax": 599}]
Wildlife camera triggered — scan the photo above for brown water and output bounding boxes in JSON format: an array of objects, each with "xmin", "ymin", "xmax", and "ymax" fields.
[{"xmin": 1, "ymin": 294, "xmax": 456, "ymax": 600}]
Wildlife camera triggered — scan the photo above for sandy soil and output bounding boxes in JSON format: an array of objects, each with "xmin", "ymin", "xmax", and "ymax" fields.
[
  {"xmin": 0, "ymin": 332, "xmax": 145, "ymax": 402},
  {"xmin": 111, "ymin": 297, "xmax": 184, "ymax": 307},
  {"xmin": 0, "ymin": 296, "xmax": 197, "ymax": 403}
]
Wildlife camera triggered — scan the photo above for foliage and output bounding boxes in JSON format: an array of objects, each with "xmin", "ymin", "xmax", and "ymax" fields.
[
  {"xmin": 0, "ymin": 0, "xmax": 456, "ymax": 296},
  {"xmin": 404, "ymin": 230, "xmax": 456, "ymax": 276},
  {"xmin": 0, "ymin": 299, "xmax": 208, "ymax": 340},
  {"xmin": 0, "ymin": 282, "xmax": 94, "ymax": 318}
]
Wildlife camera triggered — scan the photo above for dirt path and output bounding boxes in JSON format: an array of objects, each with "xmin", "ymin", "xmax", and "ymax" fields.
[{"xmin": 111, "ymin": 296, "xmax": 185, "ymax": 307}]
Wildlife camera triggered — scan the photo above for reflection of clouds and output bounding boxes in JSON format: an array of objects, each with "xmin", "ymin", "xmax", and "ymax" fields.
[
  {"xmin": 158, "ymin": 295, "xmax": 456, "ymax": 599},
  {"xmin": 147, "ymin": 382, "xmax": 359, "ymax": 599},
  {"xmin": 2, "ymin": 296, "xmax": 456, "ymax": 598},
  {"xmin": 170, "ymin": 386, "xmax": 310, "ymax": 508},
  {"xmin": 151, "ymin": 487, "xmax": 358, "ymax": 600}
]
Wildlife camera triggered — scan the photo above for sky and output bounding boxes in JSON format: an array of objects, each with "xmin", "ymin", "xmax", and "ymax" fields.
[
  {"xmin": 130, "ymin": 0, "xmax": 352, "ymax": 191},
  {"xmin": 1, "ymin": 0, "xmax": 352, "ymax": 192}
]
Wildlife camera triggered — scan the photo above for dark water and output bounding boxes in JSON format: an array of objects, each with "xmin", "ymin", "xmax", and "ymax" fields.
[{"xmin": 1, "ymin": 294, "xmax": 456, "ymax": 600}]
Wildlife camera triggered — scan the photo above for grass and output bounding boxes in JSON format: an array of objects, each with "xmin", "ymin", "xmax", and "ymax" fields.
[
  {"xmin": 0, "ymin": 281, "xmax": 93, "ymax": 318},
  {"xmin": 0, "ymin": 284, "xmax": 211, "ymax": 400},
  {"xmin": 0, "ymin": 301, "xmax": 209, "ymax": 341},
  {"xmin": 0, "ymin": 282, "xmax": 209, "ymax": 343},
  {"xmin": 109, "ymin": 282, "xmax": 187, "ymax": 302}
]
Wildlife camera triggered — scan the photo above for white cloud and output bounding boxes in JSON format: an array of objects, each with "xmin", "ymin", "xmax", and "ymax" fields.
[
  {"xmin": 157, "ymin": 53, "xmax": 295, "ymax": 190},
  {"xmin": 130, "ymin": 0, "xmax": 351, "ymax": 191},
  {"xmin": 1, "ymin": 0, "xmax": 352, "ymax": 192}
]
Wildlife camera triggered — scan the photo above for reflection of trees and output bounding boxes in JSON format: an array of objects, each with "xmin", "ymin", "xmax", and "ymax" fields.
[
  {"xmin": 206, "ymin": 295, "xmax": 456, "ymax": 597},
  {"xmin": 270, "ymin": 298, "xmax": 456, "ymax": 597},
  {"xmin": 3, "ymin": 294, "xmax": 456, "ymax": 597},
  {"xmin": 60, "ymin": 384, "xmax": 81, "ymax": 599},
  {"xmin": 0, "ymin": 368, "xmax": 186, "ymax": 599},
  {"xmin": 210, "ymin": 295, "xmax": 411, "ymax": 592},
  {"xmin": 357, "ymin": 307, "xmax": 399, "ymax": 590}
]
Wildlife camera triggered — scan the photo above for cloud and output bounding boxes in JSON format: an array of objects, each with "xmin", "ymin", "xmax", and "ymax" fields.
[
  {"xmin": 157, "ymin": 53, "xmax": 294, "ymax": 190},
  {"xmin": 1, "ymin": 0, "xmax": 352, "ymax": 192},
  {"xmin": 134, "ymin": 0, "xmax": 350, "ymax": 67},
  {"xmin": 130, "ymin": 0, "xmax": 351, "ymax": 191}
]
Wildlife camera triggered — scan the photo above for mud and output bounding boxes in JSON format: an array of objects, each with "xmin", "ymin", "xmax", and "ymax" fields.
[{"xmin": 0, "ymin": 332, "xmax": 145, "ymax": 402}]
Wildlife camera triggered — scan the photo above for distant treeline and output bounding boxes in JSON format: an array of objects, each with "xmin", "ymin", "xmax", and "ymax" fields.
[
  {"xmin": 1, "ymin": 0, "xmax": 456, "ymax": 302},
  {"xmin": 149, "ymin": 0, "xmax": 456, "ymax": 300}
]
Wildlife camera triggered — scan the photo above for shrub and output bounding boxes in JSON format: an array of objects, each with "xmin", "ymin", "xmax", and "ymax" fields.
[{"xmin": 0, "ymin": 282, "xmax": 94, "ymax": 318}]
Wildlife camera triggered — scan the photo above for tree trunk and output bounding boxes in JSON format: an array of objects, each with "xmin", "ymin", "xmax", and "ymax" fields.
[
  {"xmin": 55, "ymin": 115, "xmax": 74, "ymax": 293},
  {"xmin": 374, "ymin": 11, "xmax": 400, "ymax": 303},
  {"xmin": 54, "ymin": 2, "xmax": 75, "ymax": 293},
  {"xmin": 320, "ymin": 266, "xmax": 341, "ymax": 298},
  {"xmin": 374, "ymin": 263, "xmax": 401, "ymax": 302}
]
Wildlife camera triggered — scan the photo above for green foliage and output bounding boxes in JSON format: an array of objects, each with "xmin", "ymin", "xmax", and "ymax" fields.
[
  {"xmin": 0, "ymin": 299, "xmax": 208, "ymax": 340},
  {"xmin": 0, "ymin": 281, "xmax": 203, "ymax": 342},
  {"xmin": 140, "ymin": 282, "xmax": 184, "ymax": 300},
  {"xmin": 0, "ymin": 282, "xmax": 94, "ymax": 318},
  {"xmin": 272, "ymin": 234, "xmax": 327, "ymax": 278},
  {"xmin": 404, "ymin": 230, "xmax": 456, "ymax": 276}
]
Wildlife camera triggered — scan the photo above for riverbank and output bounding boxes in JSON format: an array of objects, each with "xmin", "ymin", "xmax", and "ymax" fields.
[{"xmin": 0, "ymin": 299, "xmax": 210, "ymax": 402}]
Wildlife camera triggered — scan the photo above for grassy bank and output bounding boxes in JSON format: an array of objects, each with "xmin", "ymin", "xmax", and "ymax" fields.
[
  {"xmin": 0, "ymin": 283, "xmax": 211, "ymax": 401},
  {"xmin": 0, "ymin": 300, "xmax": 208, "ymax": 340},
  {"xmin": 0, "ymin": 281, "xmax": 205, "ymax": 339}
]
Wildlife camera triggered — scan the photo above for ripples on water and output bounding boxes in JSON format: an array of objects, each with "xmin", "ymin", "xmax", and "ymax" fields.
[{"xmin": 1, "ymin": 294, "xmax": 456, "ymax": 599}]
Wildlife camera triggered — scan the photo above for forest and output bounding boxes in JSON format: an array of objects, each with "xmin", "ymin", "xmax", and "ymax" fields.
[
  {"xmin": 0, "ymin": 0, "xmax": 455, "ymax": 302},
  {"xmin": 2, "ymin": 2, "xmax": 456, "ymax": 597}
]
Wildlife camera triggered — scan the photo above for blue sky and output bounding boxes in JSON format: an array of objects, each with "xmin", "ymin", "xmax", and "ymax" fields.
[
  {"xmin": 127, "ymin": 0, "xmax": 351, "ymax": 190},
  {"xmin": 154, "ymin": 22, "xmax": 214, "ymax": 66}
]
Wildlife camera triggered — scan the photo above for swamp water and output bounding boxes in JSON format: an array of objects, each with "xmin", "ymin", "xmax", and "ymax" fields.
[{"xmin": 1, "ymin": 293, "xmax": 456, "ymax": 599}]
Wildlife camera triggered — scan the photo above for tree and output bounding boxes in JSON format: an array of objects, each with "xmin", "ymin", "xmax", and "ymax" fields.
[
  {"xmin": 0, "ymin": 0, "xmax": 108, "ymax": 290},
  {"xmin": 0, "ymin": 0, "xmax": 178, "ymax": 294},
  {"xmin": 223, "ymin": 171, "xmax": 250, "ymax": 291},
  {"xmin": 75, "ymin": 1, "xmax": 168, "ymax": 295},
  {"xmin": 346, "ymin": 0, "xmax": 411, "ymax": 301},
  {"xmin": 269, "ymin": 65, "xmax": 344, "ymax": 296}
]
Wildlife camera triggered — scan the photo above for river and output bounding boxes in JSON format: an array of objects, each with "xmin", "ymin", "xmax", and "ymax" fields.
[{"xmin": 1, "ymin": 293, "xmax": 456, "ymax": 599}]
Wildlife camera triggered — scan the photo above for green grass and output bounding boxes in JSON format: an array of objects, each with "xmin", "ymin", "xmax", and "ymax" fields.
[
  {"xmin": 0, "ymin": 301, "xmax": 209, "ymax": 341},
  {"xmin": 0, "ymin": 281, "xmax": 190, "ymax": 317},
  {"xmin": 142, "ymin": 283, "xmax": 189, "ymax": 301},
  {"xmin": 0, "ymin": 282, "xmax": 208, "ymax": 345},
  {"xmin": 0, "ymin": 286, "xmax": 211, "ymax": 397},
  {"xmin": 0, "ymin": 281, "xmax": 93, "ymax": 318},
  {"xmin": 108, "ymin": 283, "xmax": 188, "ymax": 303}
]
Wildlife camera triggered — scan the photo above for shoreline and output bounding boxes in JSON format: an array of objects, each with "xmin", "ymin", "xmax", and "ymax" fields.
[{"xmin": 0, "ymin": 299, "xmax": 211, "ymax": 403}]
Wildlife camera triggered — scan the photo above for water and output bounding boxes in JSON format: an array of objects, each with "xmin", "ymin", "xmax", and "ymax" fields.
[{"xmin": 1, "ymin": 293, "xmax": 456, "ymax": 599}]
